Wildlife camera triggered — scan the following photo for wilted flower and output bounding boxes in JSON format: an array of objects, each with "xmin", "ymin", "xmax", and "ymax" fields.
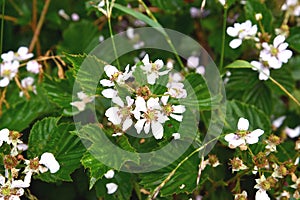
[
  {"xmin": 234, "ymin": 190, "xmax": 248, "ymax": 200},
  {"xmin": 265, "ymin": 134, "xmax": 281, "ymax": 152},
  {"xmin": 166, "ymin": 82, "xmax": 187, "ymax": 99}
]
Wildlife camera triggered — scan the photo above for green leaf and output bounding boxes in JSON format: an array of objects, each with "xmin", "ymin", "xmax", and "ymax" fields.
[
  {"xmin": 113, "ymin": 3, "xmax": 164, "ymax": 31},
  {"xmin": 181, "ymin": 73, "xmax": 222, "ymax": 110},
  {"xmin": 287, "ymin": 27, "xmax": 300, "ymax": 53},
  {"xmin": 75, "ymin": 124, "xmax": 140, "ymax": 171},
  {"xmin": 28, "ymin": 117, "xmax": 86, "ymax": 182},
  {"xmin": 266, "ymin": 67, "xmax": 295, "ymax": 94},
  {"xmin": 0, "ymin": 86, "xmax": 55, "ymax": 131},
  {"xmin": 225, "ymin": 60, "xmax": 253, "ymax": 69},
  {"xmin": 149, "ymin": 0, "xmax": 185, "ymax": 14},
  {"xmin": 57, "ymin": 20, "xmax": 99, "ymax": 54}
]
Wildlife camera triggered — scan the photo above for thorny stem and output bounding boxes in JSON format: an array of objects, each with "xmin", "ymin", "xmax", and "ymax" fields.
[
  {"xmin": 149, "ymin": 136, "xmax": 220, "ymax": 200},
  {"xmin": 29, "ymin": 0, "xmax": 51, "ymax": 52},
  {"xmin": 138, "ymin": 0, "xmax": 185, "ymax": 70},
  {"xmin": 219, "ymin": 5, "xmax": 228, "ymax": 72},
  {"xmin": 106, "ymin": 0, "xmax": 120, "ymax": 69}
]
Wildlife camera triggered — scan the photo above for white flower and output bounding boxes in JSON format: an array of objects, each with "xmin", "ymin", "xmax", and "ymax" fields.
[
  {"xmin": 14, "ymin": 47, "xmax": 33, "ymax": 61},
  {"xmin": 234, "ymin": 191, "xmax": 247, "ymax": 200},
  {"xmin": 227, "ymin": 20, "xmax": 258, "ymax": 49},
  {"xmin": 71, "ymin": 13, "xmax": 80, "ymax": 21},
  {"xmin": 0, "ymin": 61, "xmax": 19, "ymax": 87},
  {"xmin": 106, "ymin": 183, "xmax": 118, "ymax": 194},
  {"xmin": 272, "ymin": 116, "xmax": 286, "ymax": 129},
  {"xmin": 260, "ymin": 35, "xmax": 293, "ymax": 69},
  {"xmin": 169, "ymin": 72, "xmax": 183, "ymax": 83},
  {"xmin": 281, "ymin": 0, "xmax": 300, "ymax": 16},
  {"xmin": 71, "ymin": 91, "xmax": 94, "ymax": 111},
  {"xmin": 284, "ymin": 126, "xmax": 300, "ymax": 138},
  {"xmin": 98, "ymin": 0, "xmax": 105, "ymax": 7},
  {"xmin": 161, "ymin": 95, "xmax": 186, "ymax": 122},
  {"xmin": 26, "ymin": 60, "xmax": 41, "ymax": 74},
  {"xmin": 104, "ymin": 170, "xmax": 115, "ymax": 179},
  {"xmin": 1, "ymin": 51, "xmax": 14, "ymax": 62},
  {"xmin": 276, "ymin": 190, "xmax": 290, "ymax": 200},
  {"xmin": 172, "ymin": 133, "xmax": 181, "ymax": 140},
  {"xmin": 39, "ymin": 152, "xmax": 60, "ymax": 173},
  {"xmin": 19, "ymin": 77, "xmax": 37, "ymax": 97},
  {"xmin": 133, "ymin": 97, "xmax": 169, "ymax": 139},
  {"xmin": 250, "ymin": 60, "xmax": 270, "ymax": 81},
  {"xmin": 166, "ymin": 82, "xmax": 187, "ymax": 99},
  {"xmin": 255, "ymin": 189, "xmax": 270, "ymax": 200},
  {"xmin": 100, "ymin": 65, "xmax": 132, "ymax": 87},
  {"xmin": 140, "ymin": 54, "xmax": 170, "ymax": 85},
  {"xmin": 105, "ymin": 96, "xmax": 134, "ymax": 131},
  {"xmin": 186, "ymin": 56, "xmax": 205, "ymax": 75},
  {"xmin": 224, "ymin": 117, "xmax": 264, "ymax": 149},
  {"xmin": 0, "ymin": 128, "xmax": 9, "ymax": 146}
]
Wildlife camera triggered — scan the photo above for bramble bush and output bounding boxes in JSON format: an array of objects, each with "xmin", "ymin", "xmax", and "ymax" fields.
[{"xmin": 0, "ymin": 0, "xmax": 299, "ymax": 199}]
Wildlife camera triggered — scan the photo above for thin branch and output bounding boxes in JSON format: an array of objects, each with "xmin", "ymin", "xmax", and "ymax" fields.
[{"xmin": 29, "ymin": 0, "xmax": 51, "ymax": 52}]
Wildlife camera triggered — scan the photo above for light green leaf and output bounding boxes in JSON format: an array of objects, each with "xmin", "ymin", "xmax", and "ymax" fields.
[
  {"xmin": 225, "ymin": 60, "xmax": 253, "ymax": 69},
  {"xmin": 28, "ymin": 117, "xmax": 86, "ymax": 182}
]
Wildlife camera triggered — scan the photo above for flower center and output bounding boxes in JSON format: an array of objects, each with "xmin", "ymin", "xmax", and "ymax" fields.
[
  {"xmin": 163, "ymin": 104, "xmax": 173, "ymax": 116},
  {"xmin": 4, "ymin": 155, "xmax": 18, "ymax": 169},
  {"xmin": 30, "ymin": 158, "xmax": 40, "ymax": 170},
  {"xmin": 270, "ymin": 47, "xmax": 278, "ymax": 56},
  {"xmin": 236, "ymin": 130, "xmax": 249, "ymax": 137},
  {"xmin": 120, "ymin": 107, "xmax": 131, "ymax": 117},
  {"xmin": 2, "ymin": 69, "xmax": 11, "ymax": 77},
  {"xmin": 260, "ymin": 180, "xmax": 271, "ymax": 190},
  {"xmin": 1, "ymin": 186, "xmax": 11, "ymax": 196},
  {"xmin": 144, "ymin": 110, "xmax": 157, "ymax": 121},
  {"xmin": 151, "ymin": 63, "xmax": 158, "ymax": 71}
]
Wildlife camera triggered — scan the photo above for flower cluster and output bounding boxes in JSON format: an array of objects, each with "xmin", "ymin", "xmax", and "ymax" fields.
[
  {"xmin": 0, "ymin": 47, "xmax": 41, "ymax": 99},
  {"xmin": 0, "ymin": 128, "xmax": 59, "ymax": 199},
  {"xmin": 101, "ymin": 54, "xmax": 187, "ymax": 139}
]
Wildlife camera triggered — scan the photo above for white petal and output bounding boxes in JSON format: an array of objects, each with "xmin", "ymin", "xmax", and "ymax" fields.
[
  {"xmin": 122, "ymin": 118, "xmax": 133, "ymax": 131},
  {"xmin": 11, "ymin": 179, "xmax": 30, "ymax": 188},
  {"xmin": 147, "ymin": 97, "xmax": 160, "ymax": 110},
  {"xmin": 39, "ymin": 152, "xmax": 60, "ymax": 173},
  {"xmin": 144, "ymin": 122, "xmax": 151, "ymax": 134},
  {"xmin": 250, "ymin": 129, "xmax": 264, "ymax": 138},
  {"xmin": 172, "ymin": 133, "xmax": 181, "ymax": 140},
  {"xmin": 273, "ymin": 35, "xmax": 285, "ymax": 48},
  {"xmin": 104, "ymin": 65, "xmax": 119, "ymax": 78},
  {"xmin": 26, "ymin": 60, "xmax": 41, "ymax": 74},
  {"xmin": 104, "ymin": 169, "xmax": 115, "ymax": 179},
  {"xmin": 112, "ymin": 132, "xmax": 123, "ymax": 137},
  {"xmin": 227, "ymin": 27, "xmax": 239, "ymax": 37},
  {"xmin": 135, "ymin": 96, "xmax": 147, "ymax": 112},
  {"xmin": 70, "ymin": 101, "xmax": 86, "ymax": 111},
  {"xmin": 255, "ymin": 189, "xmax": 270, "ymax": 200},
  {"xmin": 102, "ymin": 88, "xmax": 116, "ymax": 98},
  {"xmin": 258, "ymin": 68, "xmax": 270, "ymax": 81},
  {"xmin": 100, "ymin": 79, "xmax": 114, "ymax": 87},
  {"xmin": 105, "ymin": 107, "xmax": 122, "ymax": 125},
  {"xmin": 154, "ymin": 59, "xmax": 164, "ymax": 69},
  {"xmin": 172, "ymin": 105, "xmax": 186, "ymax": 114},
  {"xmin": 112, "ymin": 95, "xmax": 124, "ymax": 107},
  {"xmin": 285, "ymin": 126, "xmax": 300, "ymax": 138},
  {"xmin": 224, "ymin": 133, "xmax": 237, "ymax": 142},
  {"xmin": 142, "ymin": 54, "xmax": 150, "ymax": 65},
  {"xmin": 277, "ymin": 50, "xmax": 293, "ymax": 63},
  {"xmin": 134, "ymin": 119, "xmax": 146, "ymax": 134},
  {"xmin": 126, "ymin": 96, "xmax": 134, "ymax": 106},
  {"xmin": 272, "ymin": 116, "xmax": 286, "ymax": 128},
  {"xmin": 251, "ymin": 61, "xmax": 262, "ymax": 71},
  {"xmin": 170, "ymin": 114, "xmax": 183, "ymax": 122},
  {"xmin": 229, "ymin": 39, "xmax": 242, "ymax": 49},
  {"xmin": 161, "ymin": 95, "xmax": 169, "ymax": 105},
  {"xmin": 147, "ymin": 73, "xmax": 158, "ymax": 85},
  {"xmin": 151, "ymin": 121, "xmax": 164, "ymax": 139},
  {"xmin": 0, "ymin": 128, "xmax": 10, "ymax": 144},
  {"xmin": 237, "ymin": 118, "xmax": 249, "ymax": 131},
  {"xmin": 195, "ymin": 66, "xmax": 205, "ymax": 75},
  {"xmin": 106, "ymin": 183, "xmax": 118, "ymax": 194},
  {"xmin": 268, "ymin": 57, "xmax": 282, "ymax": 69},
  {"xmin": 187, "ymin": 56, "xmax": 199, "ymax": 68},
  {"xmin": 0, "ymin": 78, "xmax": 10, "ymax": 87}
]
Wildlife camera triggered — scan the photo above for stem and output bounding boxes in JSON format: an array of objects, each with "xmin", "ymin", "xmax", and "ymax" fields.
[
  {"xmin": 0, "ymin": 0, "xmax": 5, "ymax": 55},
  {"xmin": 149, "ymin": 136, "xmax": 220, "ymax": 200},
  {"xmin": 138, "ymin": 0, "xmax": 185, "ymax": 70},
  {"xmin": 0, "ymin": 14, "xmax": 16, "ymax": 23},
  {"xmin": 219, "ymin": 5, "xmax": 228, "ymax": 72},
  {"xmin": 106, "ymin": 0, "xmax": 120, "ymax": 69},
  {"xmin": 269, "ymin": 76, "xmax": 300, "ymax": 106},
  {"xmin": 29, "ymin": 0, "xmax": 51, "ymax": 52}
]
